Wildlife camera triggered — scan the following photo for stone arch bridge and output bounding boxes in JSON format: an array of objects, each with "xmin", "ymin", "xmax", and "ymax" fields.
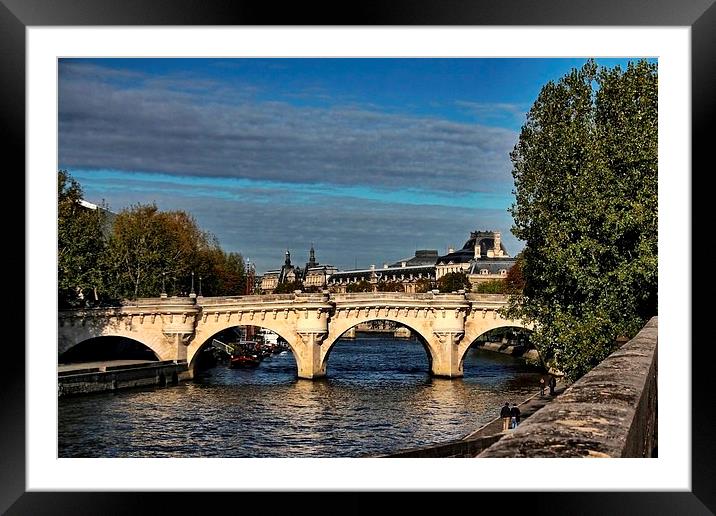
[{"xmin": 58, "ymin": 292, "xmax": 532, "ymax": 379}]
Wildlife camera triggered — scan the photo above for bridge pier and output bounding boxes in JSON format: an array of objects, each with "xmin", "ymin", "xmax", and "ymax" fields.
[
  {"xmin": 430, "ymin": 332, "xmax": 465, "ymax": 378},
  {"xmin": 173, "ymin": 334, "xmax": 188, "ymax": 361},
  {"xmin": 296, "ymin": 332, "xmax": 327, "ymax": 379}
]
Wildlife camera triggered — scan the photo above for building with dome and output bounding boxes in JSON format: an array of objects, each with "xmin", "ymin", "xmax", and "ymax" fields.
[{"xmin": 435, "ymin": 230, "xmax": 516, "ymax": 287}]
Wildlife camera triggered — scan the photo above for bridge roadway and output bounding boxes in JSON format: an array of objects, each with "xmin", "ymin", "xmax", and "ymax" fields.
[{"xmin": 58, "ymin": 292, "xmax": 531, "ymax": 380}]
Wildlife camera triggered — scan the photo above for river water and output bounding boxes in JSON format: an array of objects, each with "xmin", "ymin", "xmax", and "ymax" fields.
[{"xmin": 58, "ymin": 336, "xmax": 542, "ymax": 457}]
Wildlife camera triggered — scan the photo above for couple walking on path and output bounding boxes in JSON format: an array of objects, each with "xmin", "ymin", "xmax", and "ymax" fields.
[
  {"xmin": 500, "ymin": 402, "xmax": 521, "ymax": 431},
  {"xmin": 540, "ymin": 375, "xmax": 557, "ymax": 396}
]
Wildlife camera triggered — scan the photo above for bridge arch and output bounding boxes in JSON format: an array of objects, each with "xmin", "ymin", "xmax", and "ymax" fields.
[
  {"xmin": 458, "ymin": 320, "xmax": 536, "ymax": 373},
  {"xmin": 58, "ymin": 319, "xmax": 177, "ymax": 362},
  {"xmin": 189, "ymin": 320, "xmax": 300, "ymax": 375},
  {"xmin": 321, "ymin": 316, "xmax": 439, "ymax": 376},
  {"xmin": 59, "ymin": 335, "xmax": 161, "ymax": 363}
]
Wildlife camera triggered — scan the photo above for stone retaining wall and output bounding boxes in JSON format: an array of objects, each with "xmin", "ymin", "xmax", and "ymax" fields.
[
  {"xmin": 478, "ymin": 317, "xmax": 657, "ymax": 458},
  {"xmin": 378, "ymin": 434, "xmax": 503, "ymax": 458},
  {"xmin": 477, "ymin": 341, "xmax": 541, "ymax": 362},
  {"xmin": 58, "ymin": 361, "xmax": 190, "ymax": 397}
]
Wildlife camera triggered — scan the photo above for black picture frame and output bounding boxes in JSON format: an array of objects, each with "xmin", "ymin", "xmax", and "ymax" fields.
[{"xmin": 4, "ymin": 0, "xmax": 711, "ymax": 513}]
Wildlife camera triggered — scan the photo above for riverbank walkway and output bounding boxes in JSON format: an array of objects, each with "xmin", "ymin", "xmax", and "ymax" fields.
[
  {"xmin": 378, "ymin": 377, "xmax": 567, "ymax": 457},
  {"xmin": 463, "ymin": 378, "xmax": 568, "ymax": 444}
]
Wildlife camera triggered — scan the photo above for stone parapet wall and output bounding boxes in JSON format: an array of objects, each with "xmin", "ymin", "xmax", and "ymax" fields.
[{"xmin": 478, "ymin": 317, "xmax": 658, "ymax": 458}]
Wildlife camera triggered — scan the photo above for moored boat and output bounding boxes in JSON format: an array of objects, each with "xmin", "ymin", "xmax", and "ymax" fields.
[{"xmin": 229, "ymin": 353, "xmax": 261, "ymax": 368}]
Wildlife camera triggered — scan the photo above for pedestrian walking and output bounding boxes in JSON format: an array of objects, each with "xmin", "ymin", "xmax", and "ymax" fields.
[
  {"xmin": 549, "ymin": 375, "xmax": 557, "ymax": 395},
  {"xmin": 539, "ymin": 376, "xmax": 546, "ymax": 396},
  {"xmin": 510, "ymin": 403, "xmax": 521, "ymax": 428},
  {"xmin": 500, "ymin": 402, "xmax": 512, "ymax": 431}
]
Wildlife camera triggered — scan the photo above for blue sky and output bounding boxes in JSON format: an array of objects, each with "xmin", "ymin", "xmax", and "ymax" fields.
[{"xmin": 59, "ymin": 58, "xmax": 652, "ymax": 273}]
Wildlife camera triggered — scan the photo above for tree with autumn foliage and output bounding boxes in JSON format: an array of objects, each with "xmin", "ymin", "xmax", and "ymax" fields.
[
  {"xmin": 58, "ymin": 171, "xmax": 249, "ymax": 302},
  {"xmin": 504, "ymin": 254, "xmax": 525, "ymax": 294},
  {"xmin": 196, "ymin": 245, "xmax": 246, "ymax": 296},
  {"xmin": 505, "ymin": 59, "xmax": 657, "ymax": 380},
  {"xmin": 102, "ymin": 204, "xmax": 203, "ymax": 298}
]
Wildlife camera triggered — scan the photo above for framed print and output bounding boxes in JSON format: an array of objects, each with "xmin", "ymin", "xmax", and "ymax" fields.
[{"xmin": 5, "ymin": 0, "xmax": 713, "ymax": 513}]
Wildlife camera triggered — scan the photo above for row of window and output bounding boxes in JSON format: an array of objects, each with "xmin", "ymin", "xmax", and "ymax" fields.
[
  {"xmin": 478, "ymin": 269, "xmax": 508, "ymax": 276},
  {"xmin": 328, "ymin": 272, "xmax": 432, "ymax": 284}
]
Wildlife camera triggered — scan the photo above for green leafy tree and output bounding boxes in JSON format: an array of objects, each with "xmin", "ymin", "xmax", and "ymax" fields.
[
  {"xmin": 273, "ymin": 280, "xmax": 304, "ymax": 294},
  {"xmin": 474, "ymin": 279, "xmax": 506, "ymax": 294},
  {"xmin": 104, "ymin": 204, "xmax": 168, "ymax": 299},
  {"xmin": 377, "ymin": 280, "xmax": 404, "ymax": 292},
  {"xmin": 506, "ymin": 59, "xmax": 657, "ymax": 380},
  {"xmin": 346, "ymin": 280, "xmax": 372, "ymax": 293},
  {"xmin": 414, "ymin": 277, "xmax": 434, "ymax": 293},
  {"xmin": 437, "ymin": 271, "xmax": 471, "ymax": 293},
  {"xmin": 58, "ymin": 170, "xmax": 111, "ymax": 307}
]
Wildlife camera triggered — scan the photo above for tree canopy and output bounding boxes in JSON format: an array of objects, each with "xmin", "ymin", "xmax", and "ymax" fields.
[
  {"xmin": 437, "ymin": 271, "xmax": 472, "ymax": 293},
  {"xmin": 346, "ymin": 280, "xmax": 372, "ymax": 293},
  {"xmin": 474, "ymin": 279, "xmax": 506, "ymax": 294},
  {"xmin": 58, "ymin": 170, "xmax": 110, "ymax": 307},
  {"xmin": 414, "ymin": 278, "xmax": 434, "ymax": 293},
  {"xmin": 504, "ymin": 254, "xmax": 525, "ymax": 294},
  {"xmin": 506, "ymin": 59, "xmax": 657, "ymax": 380},
  {"xmin": 273, "ymin": 280, "xmax": 304, "ymax": 294},
  {"xmin": 376, "ymin": 281, "xmax": 404, "ymax": 292},
  {"xmin": 58, "ymin": 171, "xmax": 248, "ymax": 304}
]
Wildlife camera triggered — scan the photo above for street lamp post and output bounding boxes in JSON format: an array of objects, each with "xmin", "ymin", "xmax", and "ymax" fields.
[
  {"xmin": 190, "ymin": 271, "xmax": 197, "ymax": 299},
  {"xmin": 198, "ymin": 275, "xmax": 203, "ymax": 297},
  {"xmin": 161, "ymin": 272, "xmax": 167, "ymax": 299}
]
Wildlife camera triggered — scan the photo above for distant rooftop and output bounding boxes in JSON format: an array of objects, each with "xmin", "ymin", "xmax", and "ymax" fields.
[{"xmin": 390, "ymin": 249, "xmax": 439, "ymax": 268}]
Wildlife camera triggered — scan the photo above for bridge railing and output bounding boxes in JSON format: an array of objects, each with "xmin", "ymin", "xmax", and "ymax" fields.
[
  {"xmin": 59, "ymin": 292, "xmax": 513, "ymax": 314},
  {"xmin": 465, "ymin": 293, "xmax": 509, "ymax": 303},
  {"xmin": 332, "ymin": 292, "xmax": 475, "ymax": 302},
  {"xmin": 120, "ymin": 297, "xmax": 195, "ymax": 307},
  {"xmin": 197, "ymin": 293, "xmax": 330, "ymax": 305},
  {"xmin": 197, "ymin": 294, "xmax": 296, "ymax": 305}
]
